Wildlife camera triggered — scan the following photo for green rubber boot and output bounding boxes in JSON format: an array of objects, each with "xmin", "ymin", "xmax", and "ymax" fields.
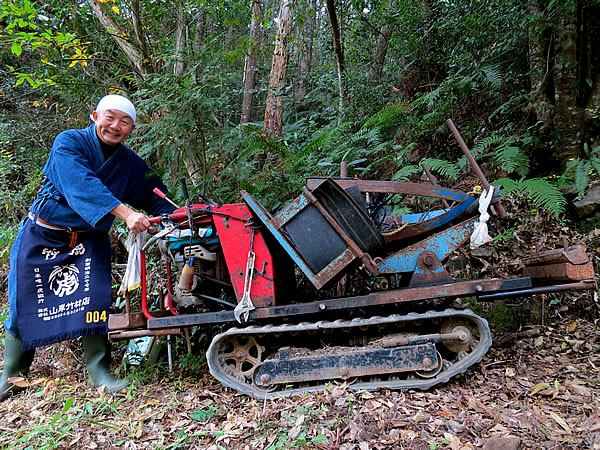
[
  {"xmin": 0, "ymin": 334, "xmax": 35, "ymax": 401},
  {"xmin": 82, "ymin": 335, "xmax": 130, "ymax": 394}
]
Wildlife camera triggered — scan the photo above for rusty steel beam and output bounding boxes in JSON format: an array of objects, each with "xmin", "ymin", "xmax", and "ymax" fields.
[
  {"xmin": 477, "ymin": 281, "xmax": 595, "ymax": 301},
  {"xmin": 305, "ymin": 178, "xmax": 471, "ymax": 202},
  {"xmin": 522, "ymin": 245, "xmax": 590, "ymax": 266},
  {"xmin": 446, "ymin": 119, "xmax": 507, "ymax": 217},
  {"xmin": 522, "ymin": 261, "xmax": 595, "ymax": 282},
  {"xmin": 146, "ymin": 277, "xmax": 534, "ymax": 328},
  {"xmin": 108, "ymin": 310, "xmax": 174, "ymax": 331},
  {"xmin": 108, "ymin": 328, "xmax": 182, "ymax": 342}
]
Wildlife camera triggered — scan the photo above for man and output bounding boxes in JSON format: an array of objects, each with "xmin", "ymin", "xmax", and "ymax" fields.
[{"xmin": 1, "ymin": 94, "xmax": 173, "ymax": 400}]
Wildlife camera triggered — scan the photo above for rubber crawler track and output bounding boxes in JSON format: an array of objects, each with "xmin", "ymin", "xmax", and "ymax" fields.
[{"xmin": 206, "ymin": 308, "xmax": 492, "ymax": 399}]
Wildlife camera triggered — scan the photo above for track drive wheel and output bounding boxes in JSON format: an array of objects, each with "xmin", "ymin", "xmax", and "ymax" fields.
[{"xmin": 216, "ymin": 336, "xmax": 265, "ymax": 384}]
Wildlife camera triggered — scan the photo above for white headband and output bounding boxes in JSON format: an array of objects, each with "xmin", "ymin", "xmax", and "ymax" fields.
[{"xmin": 94, "ymin": 94, "xmax": 136, "ymax": 123}]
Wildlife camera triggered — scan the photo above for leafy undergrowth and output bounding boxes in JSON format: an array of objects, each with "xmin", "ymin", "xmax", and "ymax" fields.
[{"xmin": 0, "ymin": 318, "xmax": 598, "ymax": 449}]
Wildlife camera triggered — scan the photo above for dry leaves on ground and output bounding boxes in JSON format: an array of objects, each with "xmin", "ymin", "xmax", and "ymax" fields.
[{"xmin": 0, "ymin": 318, "xmax": 598, "ymax": 449}]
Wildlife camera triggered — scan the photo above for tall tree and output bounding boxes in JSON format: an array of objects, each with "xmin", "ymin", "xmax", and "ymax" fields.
[
  {"xmin": 325, "ymin": 0, "xmax": 345, "ymax": 121},
  {"xmin": 241, "ymin": 0, "xmax": 263, "ymax": 124},
  {"xmin": 297, "ymin": 0, "xmax": 315, "ymax": 100},
  {"xmin": 368, "ymin": 23, "xmax": 391, "ymax": 85},
  {"xmin": 174, "ymin": 0, "xmax": 187, "ymax": 76},
  {"xmin": 526, "ymin": 0, "xmax": 600, "ymax": 169},
  {"xmin": 526, "ymin": 1, "xmax": 552, "ymax": 125},
  {"xmin": 88, "ymin": 0, "xmax": 153, "ymax": 77},
  {"xmin": 263, "ymin": 0, "xmax": 294, "ymax": 137}
]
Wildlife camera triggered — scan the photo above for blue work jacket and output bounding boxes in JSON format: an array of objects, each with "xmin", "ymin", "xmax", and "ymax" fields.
[{"xmin": 29, "ymin": 124, "xmax": 172, "ymax": 232}]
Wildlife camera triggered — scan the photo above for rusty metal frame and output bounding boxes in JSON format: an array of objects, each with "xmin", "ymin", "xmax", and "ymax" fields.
[
  {"xmin": 242, "ymin": 186, "xmax": 379, "ymax": 289},
  {"xmin": 141, "ymin": 277, "xmax": 597, "ymax": 329},
  {"xmin": 305, "ymin": 178, "xmax": 472, "ymax": 202}
]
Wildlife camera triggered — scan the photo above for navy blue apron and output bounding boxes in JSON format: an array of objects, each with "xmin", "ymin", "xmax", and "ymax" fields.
[{"xmin": 15, "ymin": 220, "xmax": 112, "ymax": 350}]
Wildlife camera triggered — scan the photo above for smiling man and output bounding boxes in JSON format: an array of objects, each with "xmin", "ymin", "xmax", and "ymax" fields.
[{"xmin": 1, "ymin": 94, "xmax": 173, "ymax": 400}]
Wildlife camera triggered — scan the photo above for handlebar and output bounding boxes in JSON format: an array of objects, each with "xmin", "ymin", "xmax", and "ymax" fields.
[{"xmin": 148, "ymin": 204, "xmax": 211, "ymax": 227}]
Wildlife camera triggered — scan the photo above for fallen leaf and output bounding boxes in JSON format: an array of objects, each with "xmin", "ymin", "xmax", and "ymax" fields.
[
  {"xmin": 549, "ymin": 411, "xmax": 571, "ymax": 433},
  {"xmin": 529, "ymin": 382, "xmax": 550, "ymax": 396},
  {"xmin": 488, "ymin": 423, "xmax": 510, "ymax": 436},
  {"xmin": 288, "ymin": 424, "xmax": 302, "ymax": 440}
]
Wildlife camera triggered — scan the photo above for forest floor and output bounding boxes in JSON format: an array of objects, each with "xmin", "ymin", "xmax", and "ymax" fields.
[
  {"xmin": 0, "ymin": 316, "xmax": 598, "ymax": 449},
  {"xmin": 1, "ymin": 198, "xmax": 600, "ymax": 449}
]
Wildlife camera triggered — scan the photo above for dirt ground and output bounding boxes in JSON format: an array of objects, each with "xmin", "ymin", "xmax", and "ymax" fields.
[{"xmin": 0, "ymin": 313, "xmax": 598, "ymax": 449}]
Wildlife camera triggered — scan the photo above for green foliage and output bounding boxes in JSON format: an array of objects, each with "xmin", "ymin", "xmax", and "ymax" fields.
[
  {"xmin": 191, "ymin": 404, "xmax": 220, "ymax": 423},
  {"xmin": 361, "ymin": 102, "xmax": 410, "ymax": 131},
  {"xmin": 1, "ymin": 0, "xmax": 98, "ymax": 89},
  {"xmin": 496, "ymin": 177, "xmax": 567, "ymax": 217},
  {"xmin": 420, "ymin": 157, "xmax": 460, "ymax": 180},
  {"xmin": 560, "ymin": 143, "xmax": 600, "ymax": 197},
  {"xmin": 0, "ymin": 0, "xmax": 589, "ymax": 237},
  {"xmin": 466, "ymin": 135, "xmax": 529, "ymax": 177},
  {"xmin": 418, "ymin": 133, "xmax": 539, "ymax": 206}
]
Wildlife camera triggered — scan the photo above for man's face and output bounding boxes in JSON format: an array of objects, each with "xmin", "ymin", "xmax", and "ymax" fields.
[{"xmin": 92, "ymin": 109, "xmax": 135, "ymax": 146}]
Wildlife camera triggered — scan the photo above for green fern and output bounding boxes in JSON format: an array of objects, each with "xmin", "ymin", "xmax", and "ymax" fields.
[
  {"xmin": 560, "ymin": 143, "xmax": 600, "ymax": 197},
  {"xmin": 575, "ymin": 162, "xmax": 590, "ymax": 196},
  {"xmin": 494, "ymin": 177, "xmax": 566, "ymax": 217},
  {"xmin": 493, "ymin": 145, "xmax": 529, "ymax": 177},
  {"xmin": 362, "ymin": 102, "xmax": 409, "ymax": 131},
  {"xmin": 413, "ymin": 86, "xmax": 443, "ymax": 109},
  {"xmin": 303, "ymin": 128, "xmax": 336, "ymax": 155},
  {"xmin": 479, "ymin": 64, "xmax": 503, "ymax": 90},
  {"xmin": 393, "ymin": 164, "xmax": 420, "ymax": 181},
  {"xmin": 470, "ymin": 135, "xmax": 508, "ymax": 158},
  {"xmin": 420, "ymin": 158, "xmax": 460, "ymax": 180},
  {"xmin": 461, "ymin": 135, "xmax": 529, "ymax": 177}
]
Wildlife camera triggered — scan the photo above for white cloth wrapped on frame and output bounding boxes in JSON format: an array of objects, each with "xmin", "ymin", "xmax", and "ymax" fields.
[
  {"xmin": 118, "ymin": 231, "xmax": 147, "ymax": 295},
  {"xmin": 470, "ymin": 186, "xmax": 495, "ymax": 250}
]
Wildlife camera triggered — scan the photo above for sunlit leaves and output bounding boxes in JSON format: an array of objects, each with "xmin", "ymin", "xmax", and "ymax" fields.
[
  {"xmin": 68, "ymin": 46, "xmax": 93, "ymax": 68},
  {"xmin": 10, "ymin": 42, "xmax": 23, "ymax": 56}
]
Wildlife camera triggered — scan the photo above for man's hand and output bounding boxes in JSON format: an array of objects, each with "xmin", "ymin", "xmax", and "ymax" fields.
[
  {"xmin": 111, "ymin": 204, "xmax": 150, "ymax": 232},
  {"xmin": 125, "ymin": 211, "xmax": 151, "ymax": 232}
]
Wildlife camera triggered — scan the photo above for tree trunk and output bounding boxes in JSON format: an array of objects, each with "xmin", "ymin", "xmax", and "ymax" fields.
[
  {"xmin": 325, "ymin": 0, "xmax": 345, "ymax": 121},
  {"xmin": 241, "ymin": 0, "xmax": 263, "ymax": 124},
  {"xmin": 263, "ymin": 0, "xmax": 294, "ymax": 138},
  {"xmin": 297, "ymin": 0, "xmax": 315, "ymax": 100},
  {"xmin": 89, "ymin": 0, "xmax": 150, "ymax": 77},
  {"xmin": 526, "ymin": 1, "xmax": 553, "ymax": 125},
  {"xmin": 192, "ymin": 10, "xmax": 206, "ymax": 54},
  {"xmin": 131, "ymin": 0, "xmax": 154, "ymax": 72},
  {"xmin": 368, "ymin": 24, "xmax": 391, "ymax": 85},
  {"xmin": 552, "ymin": 3, "xmax": 582, "ymax": 168},
  {"xmin": 173, "ymin": 0, "xmax": 187, "ymax": 76}
]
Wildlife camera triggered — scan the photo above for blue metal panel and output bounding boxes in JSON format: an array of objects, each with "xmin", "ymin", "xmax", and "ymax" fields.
[
  {"xmin": 403, "ymin": 197, "xmax": 476, "ymax": 229},
  {"xmin": 377, "ymin": 219, "xmax": 476, "ymax": 274},
  {"xmin": 401, "ymin": 210, "xmax": 447, "ymax": 224},
  {"xmin": 432, "ymin": 187, "xmax": 471, "ymax": 203}
]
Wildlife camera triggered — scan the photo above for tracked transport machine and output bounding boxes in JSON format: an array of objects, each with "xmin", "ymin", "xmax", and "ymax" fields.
[{"xmin": 108, "ymin": 122, "xmax": 596, "ymax": 398}]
